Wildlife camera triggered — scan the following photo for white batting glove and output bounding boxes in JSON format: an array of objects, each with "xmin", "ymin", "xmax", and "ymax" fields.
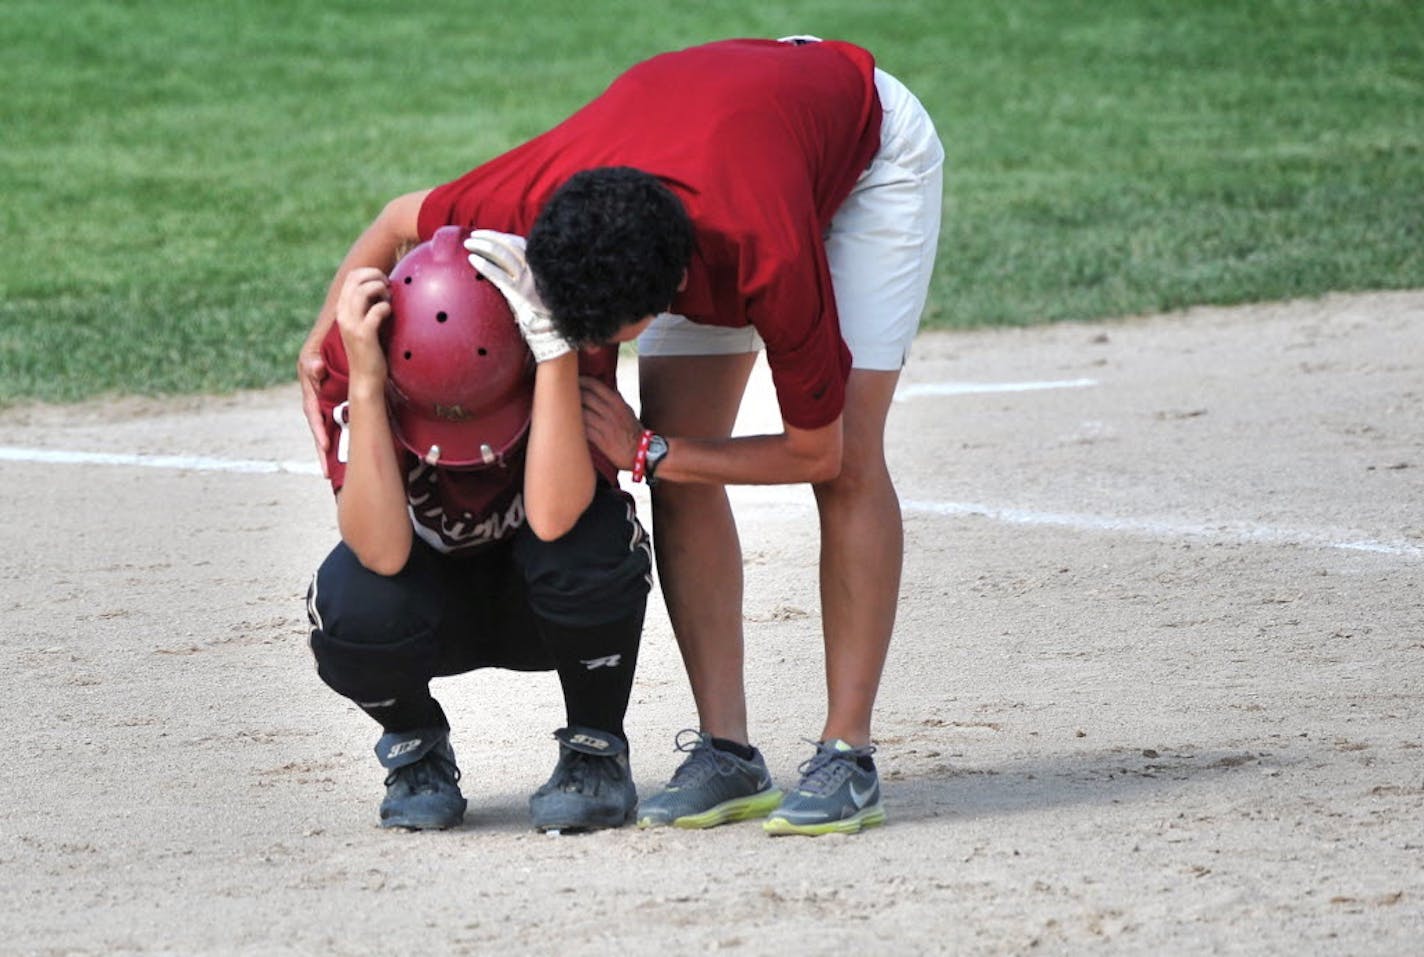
[{"xmin": 463, "ymin": 230, "xmax": 573, "ymax": 363}]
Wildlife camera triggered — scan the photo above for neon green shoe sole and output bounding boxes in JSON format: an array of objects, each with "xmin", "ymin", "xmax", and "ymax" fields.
[
  {"xmin": 763, "ymin": 802, "xmax": 886, "ymax": 836},
  {"xmin": 657, "ymin": 788, "xmax": 784, "ymax": 829}
]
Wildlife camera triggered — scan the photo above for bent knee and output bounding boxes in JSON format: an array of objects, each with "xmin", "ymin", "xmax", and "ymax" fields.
[
  {"xmin": 813, "ymin": 452, "xmax": 891, "ymax": 498},
  {"xmin": 515, "ymin": 489, "xmax": 651, "ymax": 626},
  {"xmin": 308, "ymin": 542, "xmax": 440, "ymax": 649},
  {"xmin": 307, "ymin": 544, "xmax": 443, "ymax": 702}
]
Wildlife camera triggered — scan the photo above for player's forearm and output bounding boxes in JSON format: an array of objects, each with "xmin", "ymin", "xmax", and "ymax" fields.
[
  {"xmin": 655, "ymin": 420, "xmax": 843, "ymax": 486},
  {"xmin": 523, "ymin": 354, "xmax": 595, "ymax": 540},
  {"xmin": 336, "ymin": 386, "xmax": 413, "ymax": 574},
  {"xmin": 303, "ymin": 191, "xmax": 430, "ymax": 353}
]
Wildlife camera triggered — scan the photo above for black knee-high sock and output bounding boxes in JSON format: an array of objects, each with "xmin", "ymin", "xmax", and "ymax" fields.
[
  {"xmin": 536, "ymin": 610, "xmax": 644, "ymax": 743},
  {"xmin": 359, "ymin": 693, "xmax": 448, "ymax": 735}
]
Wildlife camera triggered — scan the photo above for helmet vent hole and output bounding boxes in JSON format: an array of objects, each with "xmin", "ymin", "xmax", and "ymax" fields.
[
  {"xmin": 403, "ymin": 276, "xmax": 412, "ymax": 284},
  {"xmin": 436, "ymin": 311, "xmax": 448, "ymax": 323},
  {"xmin": 477, "ymin": 347, "xmax": 488, "ymax": 356},
  {"xmin": 403, "ymin": 351, "xmax": 412, "ymax": 360}
]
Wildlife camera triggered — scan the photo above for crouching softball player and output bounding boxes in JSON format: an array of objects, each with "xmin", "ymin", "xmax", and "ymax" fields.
[{"xmin": 304, "ymin": 225, "xmax": 651, "ymax": 832}]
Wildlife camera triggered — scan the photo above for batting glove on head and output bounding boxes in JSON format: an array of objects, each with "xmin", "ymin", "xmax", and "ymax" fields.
[{"xmin": 464, "ymin": 230, "xmax": 573, "ymax": 363}]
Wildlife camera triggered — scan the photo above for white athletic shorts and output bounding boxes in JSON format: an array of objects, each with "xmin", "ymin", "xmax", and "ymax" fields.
[{"xmin": 637, "ymin": 67, "xmax": 946, "ymax": 371}]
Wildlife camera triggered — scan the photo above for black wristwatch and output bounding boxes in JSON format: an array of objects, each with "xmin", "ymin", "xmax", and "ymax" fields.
[{"xmin": 644, "ymin": 433, "xmax": 670, "ymax": 485}]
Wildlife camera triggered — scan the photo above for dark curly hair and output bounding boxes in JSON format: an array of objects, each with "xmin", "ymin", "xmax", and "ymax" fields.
[{"xmin": 526, "ymin": 167, "xmax": 693, "ymax": 346}]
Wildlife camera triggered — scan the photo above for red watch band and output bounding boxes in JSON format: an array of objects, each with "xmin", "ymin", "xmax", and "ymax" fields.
[{"xmin": 631, "ymin": 428, "xmax": 654, "ymax": 483}]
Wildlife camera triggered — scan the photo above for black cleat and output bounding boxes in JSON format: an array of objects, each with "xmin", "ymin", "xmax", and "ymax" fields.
[
  {"xmin": 375, "ymin": 727, "xmax": 467, "ymax": 830},
  {"xmin": 530, "ymin": 726, "xmax": 636, "ymax": 833}
]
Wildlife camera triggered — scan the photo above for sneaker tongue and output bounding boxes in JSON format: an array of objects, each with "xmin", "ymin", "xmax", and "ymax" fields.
[{"xmin": 829, "ymin": 739, "xmax": 856, "ymax": 753}]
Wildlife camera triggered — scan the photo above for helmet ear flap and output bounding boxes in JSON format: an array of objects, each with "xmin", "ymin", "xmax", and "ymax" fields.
[{"xmin": 383, "ymin": 226, "xmax": 534, "ymax": 468}]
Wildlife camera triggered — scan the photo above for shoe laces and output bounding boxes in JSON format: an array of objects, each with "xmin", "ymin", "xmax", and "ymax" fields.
[
  {"xmin": 385, "ymin": 749, "xmax": 461, "ymax": 791},
  {"xmin": 794, "ymin": 740, "xmax": 874, "ymax": 796},
  {"xmin": 667, "ymin": 728, "xmax": 747, "ymax": 787},
  {"xmin": 553, "ymin": 748, "xmax": 624, "ymax": 793}
]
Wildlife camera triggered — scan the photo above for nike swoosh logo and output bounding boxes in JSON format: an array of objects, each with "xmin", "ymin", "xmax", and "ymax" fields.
[{"xmin": 849, "ymin": 780, "xmax": 876, "ymax": 808}]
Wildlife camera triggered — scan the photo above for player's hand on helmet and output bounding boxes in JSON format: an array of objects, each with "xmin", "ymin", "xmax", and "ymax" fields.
[
  {"xmin": 335, "ymin": 267, "xmax": 393, "ymax": 386},
  {"xmin": 463, "ymin": 229, "xmax": 573, "ymax": 363}
]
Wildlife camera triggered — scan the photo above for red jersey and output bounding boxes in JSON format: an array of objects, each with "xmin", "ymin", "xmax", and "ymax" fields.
[
  {"xmin": 418, "ymin": 39, "xmax": 882, "ymax": 430},
  {"xmin": 317, "ymin": 324, "xmax": 620, "ymax": 553}
]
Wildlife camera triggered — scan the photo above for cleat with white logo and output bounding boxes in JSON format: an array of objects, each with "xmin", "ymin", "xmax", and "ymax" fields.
[
  {"xmin": 637, "ymin": 729, "xmax": 782, "ymax": 829},
  {"xmin": 530, "ymin": 726, "xmax": 637, "ymax": 832},
  {"xmin": 375, "ymin": 727, "xmax": 467, "ymax": 830},
  {"xmin": 763, "ymin": 739, "xmax": 886, "ymax": 836}
]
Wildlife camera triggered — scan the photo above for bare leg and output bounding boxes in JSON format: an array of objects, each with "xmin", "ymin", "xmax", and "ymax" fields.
[
  {"xmin": 639, "ymin": 353, "xmax": 758, "ymax": 744},
  {"xmin": 812, "ymin": 368, "xmax": 903, "ymax": 747}
]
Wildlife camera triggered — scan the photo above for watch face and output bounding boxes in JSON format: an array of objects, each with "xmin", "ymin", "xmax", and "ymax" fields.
[{"xmin": 646, "ymin": 434, "xmax": 669, "ymax": 476}]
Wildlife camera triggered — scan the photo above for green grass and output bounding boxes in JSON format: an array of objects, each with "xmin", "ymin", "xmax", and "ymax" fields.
[{"xmin": 2, "ymin": 0, "xmax": 1421, "ymax": 403}]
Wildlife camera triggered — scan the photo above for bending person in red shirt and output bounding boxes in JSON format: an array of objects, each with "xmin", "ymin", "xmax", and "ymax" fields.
[{"xmin": 298, "ymin": 37, "xmax": 944, "ymax": 836}]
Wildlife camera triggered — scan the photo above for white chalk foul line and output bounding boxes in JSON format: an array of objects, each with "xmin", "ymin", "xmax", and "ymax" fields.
[
  {"xmin": 4, "ymin": 444, "xmax": 1417, "ymax": 560},
  {"xmin": 0, "ymin": 446, "xmax": 321, "ymax": 476},
  {"xmin": 899, "ymin": 498, "xmax": 1423, "ymax": 560},
  {"xmin": 895, "ymin": 378, "xmax": 1098, "ymax": 401},
  {"xmin": 724, "ymin": 487, "xmax": 1421, "ymax": 560}
]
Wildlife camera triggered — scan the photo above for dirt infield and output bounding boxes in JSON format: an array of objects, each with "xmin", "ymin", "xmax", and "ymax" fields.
[{"xmin": 2, "ymin": 291, "xmax": 1420, "ymax": 955}]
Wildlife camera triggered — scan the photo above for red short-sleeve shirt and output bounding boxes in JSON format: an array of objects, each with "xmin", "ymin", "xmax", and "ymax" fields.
[{"xmin": 418, "ymin": 39, "xmax": 882, "ymax": 429}]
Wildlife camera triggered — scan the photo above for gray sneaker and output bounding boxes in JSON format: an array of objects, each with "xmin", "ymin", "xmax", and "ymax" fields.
[
  {"xmin": 763, "ymin": 739, "xmax": 886, "ymax": 836},
  {"xmin": 637, "ymin": 729, "xmax": 783, "ymax": 829},
  {"xmin": 530, "ymin": 726, "xmax": 637, "ymax": 832},
  {"xmin": 375, "ymin": 727, "xmax": 467, "ymax": 830}
]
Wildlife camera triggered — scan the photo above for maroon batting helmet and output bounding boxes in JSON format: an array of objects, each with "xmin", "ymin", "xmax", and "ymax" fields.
[{"xmin": 384, "ymin": 225, "xmax": 533, "ymax": 468}]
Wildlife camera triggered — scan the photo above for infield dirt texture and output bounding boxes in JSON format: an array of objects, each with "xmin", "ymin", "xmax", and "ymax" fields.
[{"xmin": 2, "ymin": 291, "xmax": 1421, "ymax": 955}]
